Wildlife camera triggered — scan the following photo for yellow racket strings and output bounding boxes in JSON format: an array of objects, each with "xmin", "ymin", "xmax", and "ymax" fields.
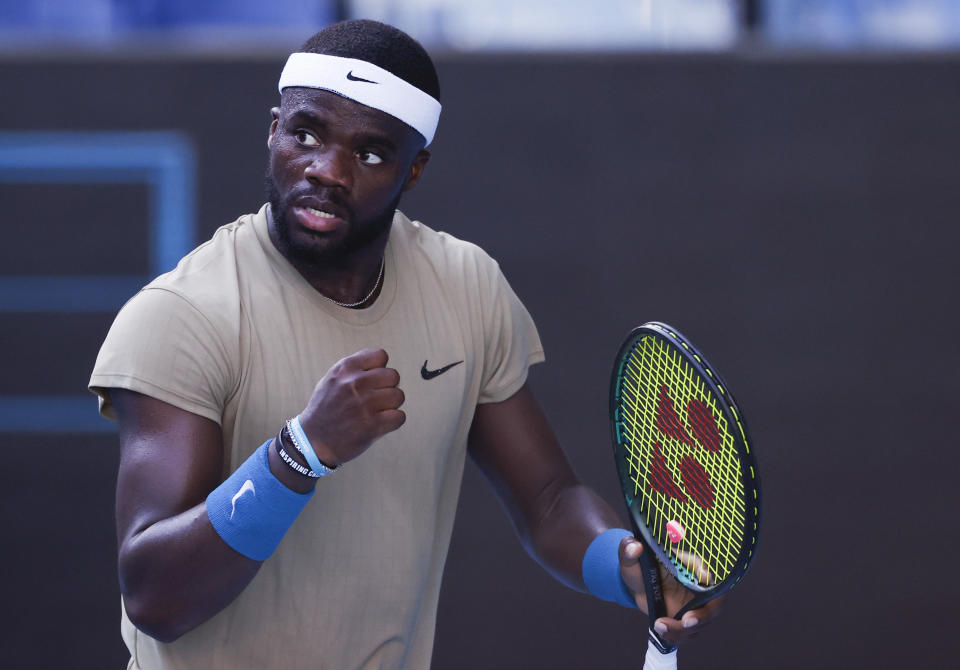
[{"xmin": 616, "ymin": 335, "xmax": 748, "ymax": 586}]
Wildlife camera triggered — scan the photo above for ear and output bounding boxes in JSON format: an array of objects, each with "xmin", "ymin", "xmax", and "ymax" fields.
[
  {"xmin": 267, "ymin": 107, "xmax": 280, "ymax": 148},
  {"xmin": 402, "ymin": 149, "xmax": 431, "ymax": 193}
]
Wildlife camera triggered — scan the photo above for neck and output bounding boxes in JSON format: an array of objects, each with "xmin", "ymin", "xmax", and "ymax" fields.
[
  {"xmin": 302, "ymin": 244, "xmax": 387, "ymax": 306},
  {"xmin": 267, "ymin": 207, "xmax": 390, "ymax": 307}
]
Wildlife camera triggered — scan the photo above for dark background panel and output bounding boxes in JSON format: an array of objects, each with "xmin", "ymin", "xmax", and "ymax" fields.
[
  {"xmin": 1, "ymin": 52, "xmax": 957, "ymax": 669},
  {"xmin": 0, "ymin": 183, "xmax": 149, "ymax": 274},
  {"xmin": 0, "ymin": 435, "xmax": 126, "ymax": 666},
  {"xmin": 0, "ymin": 313, "xmax": 117, "ymax": 395}
]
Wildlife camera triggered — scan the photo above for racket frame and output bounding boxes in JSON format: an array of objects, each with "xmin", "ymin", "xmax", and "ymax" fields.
[{"xmin": 608, "ymin": 322, "xmax": 761, "ymax": 652}]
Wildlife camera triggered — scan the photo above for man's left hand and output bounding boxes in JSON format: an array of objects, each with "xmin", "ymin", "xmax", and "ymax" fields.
[{"xmin": 618, "ymin": 536, "xmax": 725, "ymax": 646}]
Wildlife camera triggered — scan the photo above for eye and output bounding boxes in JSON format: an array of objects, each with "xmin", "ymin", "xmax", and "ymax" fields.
[
  {"xmin": 357, "ymin": 150, "xmax": 384, "ymax": 166},
  {"xmin": 295, "ymin": 130, "xmax": 319, "ymax": 147}
]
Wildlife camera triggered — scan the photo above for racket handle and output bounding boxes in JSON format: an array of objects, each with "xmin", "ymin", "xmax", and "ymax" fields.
[
  {"xmin": 642, "ymin": 635, "xmax": 678, "ymax": 670},
  {"xmin": 635, "ymin": 533, "xmax": 677, "ymax": 655}
]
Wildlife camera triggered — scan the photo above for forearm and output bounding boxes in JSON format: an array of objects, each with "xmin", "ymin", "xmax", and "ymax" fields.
[
  {"xmin": 119, "ymin": 503, "xmax": 261, "ymax": 642},
  {"xmin": 522, "ymin": 481, "xmax": 623, "ymax": 591},
  {"xmin": 468, "ymin": 385, "xmax": 626, "ymax": 590},
  {"xmin": 119, "ymin": 437, "xmax": 315, "ymax": 642}
]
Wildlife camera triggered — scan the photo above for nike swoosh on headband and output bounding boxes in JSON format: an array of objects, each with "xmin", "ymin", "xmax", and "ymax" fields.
[{"xmin": 346, "ymin": 70, "xmax": 378, "ymax": 84}]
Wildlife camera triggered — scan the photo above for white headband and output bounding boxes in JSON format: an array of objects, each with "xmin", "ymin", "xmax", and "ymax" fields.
[{"xmin": 278, "ymin": 53, "xmax": 441, "ymax": 146}]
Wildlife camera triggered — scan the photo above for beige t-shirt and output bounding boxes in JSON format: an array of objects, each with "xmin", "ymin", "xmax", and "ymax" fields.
[{"xmin": 89, "ymin": 205, "xmax": 544, "ymax": 670}]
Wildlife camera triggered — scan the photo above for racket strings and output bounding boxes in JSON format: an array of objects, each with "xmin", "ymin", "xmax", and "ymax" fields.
[
  {"xmin": 615, "ymin": 335, "xmax": 748, "ymax": 587},
  {"xmin": 624, "ymin": 355, "xmax": 743, "ymax": 585},
  {"xmin": 632, "ymin": 350, "xmax": 744, "ymax": 583}
]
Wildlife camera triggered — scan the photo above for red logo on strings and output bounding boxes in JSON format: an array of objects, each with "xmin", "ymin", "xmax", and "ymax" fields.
[{"xmin": 648, "ymin": 385, "xmax": 716, "ymax": 509}]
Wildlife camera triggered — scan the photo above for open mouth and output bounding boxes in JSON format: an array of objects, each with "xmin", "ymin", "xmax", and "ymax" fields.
[{"xmin": 293, "ymin": 205, "xmax": 344, "ymax": 232}]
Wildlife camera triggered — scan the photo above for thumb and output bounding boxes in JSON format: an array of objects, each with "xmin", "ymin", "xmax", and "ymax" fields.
[
  {"xmin": 617, "ymin": 536, "xmax": 649, "ymax": 613},
  {"xmin": 618, "ymin": 535, "xmax": 642, "ymax": 567}
]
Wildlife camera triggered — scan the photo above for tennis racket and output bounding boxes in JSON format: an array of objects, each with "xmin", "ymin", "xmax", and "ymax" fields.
[{"xmin": 608, "ymin": 322, "xmax": 761, "ymax": 669}]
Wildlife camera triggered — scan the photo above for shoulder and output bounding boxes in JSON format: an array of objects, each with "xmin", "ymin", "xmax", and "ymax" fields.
[
  {"xmin": 391, "ymin": 211, "xmax": 503, "ymax": 290},
  {"xmin": 138, "ymin": 210, "xmax": 262, "ymax": 324},
  {"xmin": 90, "ymin": 213, "xmax": 261, "ymax": 421},
  {"xmin": 104, "ymin": 210, "xmax": 262, "ymax": 358},
  {"xmin": 149, "ymin": 214, "xmax": 251, "ymax": 298}
]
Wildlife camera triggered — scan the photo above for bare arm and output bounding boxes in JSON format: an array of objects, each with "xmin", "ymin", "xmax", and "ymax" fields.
[
  {"xmin": 112, "ymin": 389, "xmax": 314, "ymax": 642},
  {"xmin": 467, "ymin": 382, "xmax": 723, "ymax": 644},
  {"xmin": 467, "ymin": 382, "xmax": 620, "ymax": 590},
  {"xmin": 112, "ymin": 348, "xmax": 403, "ymax": 642}
]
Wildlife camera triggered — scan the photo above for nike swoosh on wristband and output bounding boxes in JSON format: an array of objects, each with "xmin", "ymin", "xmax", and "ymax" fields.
[
  {"xmin": 230, "ymin": 479, "xmax": 256, "ymax": 520},
  {"xmin": 421, "ymin": 360, "xmax": 463, "ymax": 380},
  {"xmin": 346, "ymin": 71, "xmax": 378, "ymax": 84}
]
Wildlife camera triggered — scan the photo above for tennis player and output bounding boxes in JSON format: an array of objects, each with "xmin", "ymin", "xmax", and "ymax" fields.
[{"xmin": 89, "ymin": 19, "xmax": 721, "ymax": 669}]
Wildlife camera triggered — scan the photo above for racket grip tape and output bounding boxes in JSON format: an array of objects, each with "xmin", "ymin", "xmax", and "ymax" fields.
[
  {"xmin": 643, "ymin": 635, "xmax": 678, "ymax": 670},
  {"xmin": 635, "ymin": 524, "xmax": 677, "ymax": 654}
]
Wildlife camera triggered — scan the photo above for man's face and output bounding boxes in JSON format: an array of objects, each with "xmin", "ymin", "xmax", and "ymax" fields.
[{"xmin": 266, "ymin": 88, "xmax": 429, "ymax": 266}]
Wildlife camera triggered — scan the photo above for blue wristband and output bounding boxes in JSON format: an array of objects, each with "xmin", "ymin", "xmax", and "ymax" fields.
[
  {"xmin": 206, "ymin": 440, "xmax": 314, "ymax": 561},
  {"xmin": 582, "ymin": 528, "xmax": 638, "ymax": 609}
]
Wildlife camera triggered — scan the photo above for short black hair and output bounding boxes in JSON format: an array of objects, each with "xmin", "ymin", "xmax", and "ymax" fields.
[{"xmin": 299, "ymin": 19, "xmax": 440, "ymax": 102}]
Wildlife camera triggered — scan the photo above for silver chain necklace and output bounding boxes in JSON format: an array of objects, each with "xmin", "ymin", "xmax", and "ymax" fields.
[{"xmin": 323, "ymin": 258, "xmax": 385, "ymax": 308}]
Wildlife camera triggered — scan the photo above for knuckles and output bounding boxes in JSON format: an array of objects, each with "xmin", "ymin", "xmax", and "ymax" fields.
[
  {"xmin": 304, "ymin": 349, "xmax": 406, "ymax": 454},
  {"xmin": 383, "ymin": 409, "xmax": 406, "ymax": 430},
  {"xmin": 351, "ymin": 347, "xmax": 388, "ymax": 369}
]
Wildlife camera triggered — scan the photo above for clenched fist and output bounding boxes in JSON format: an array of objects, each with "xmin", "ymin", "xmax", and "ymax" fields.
[{"xmin": 298, "ymin": 349, "xmax": 406, "ymax": 466}]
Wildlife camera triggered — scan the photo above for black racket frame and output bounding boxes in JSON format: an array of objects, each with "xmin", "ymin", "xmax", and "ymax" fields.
[{"xmin": 608, "ymin": 321, "xmax": 761, "ymax": 653}]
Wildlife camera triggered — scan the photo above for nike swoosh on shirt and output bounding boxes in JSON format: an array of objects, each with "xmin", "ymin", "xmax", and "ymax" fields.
[
  {"xmin": 421, "ymin": 360, "xmax": 463, "ymax": 380},
  {"xmin": 230, "ymin": 479, "xmax": 256, "ymax": 520}
]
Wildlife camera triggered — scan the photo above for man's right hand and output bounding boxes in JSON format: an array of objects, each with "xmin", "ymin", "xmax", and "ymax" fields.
[{"xmin": 298, "ymin": 348, "xmax": 406, "ymax": 466}]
